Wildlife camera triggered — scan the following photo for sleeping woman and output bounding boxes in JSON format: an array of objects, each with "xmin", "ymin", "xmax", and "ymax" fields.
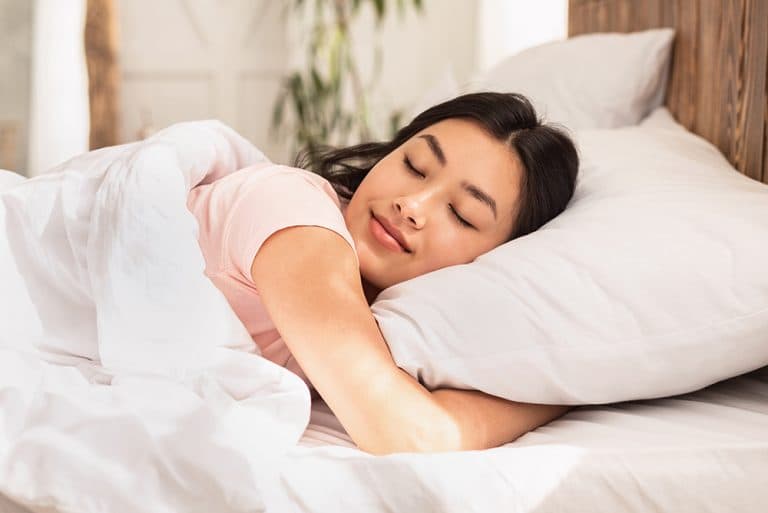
[{"xmin": 186, "ymin": 92, "xmax": 579, "ymax": 454}]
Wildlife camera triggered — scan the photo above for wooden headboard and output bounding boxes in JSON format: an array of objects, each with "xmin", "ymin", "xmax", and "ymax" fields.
[{"xmin": 568, "ymin": 0, "xmax": 768, "ymax": 185}]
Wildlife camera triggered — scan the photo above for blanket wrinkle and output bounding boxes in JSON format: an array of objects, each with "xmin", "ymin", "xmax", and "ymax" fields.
[{"xmin": 0, "ymin": 121, "xmax": 312, "ymax": 513}]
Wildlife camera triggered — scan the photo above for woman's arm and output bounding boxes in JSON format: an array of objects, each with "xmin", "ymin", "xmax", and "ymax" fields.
[{"xmin": 251, "ymin": 226, "xmax": 570, "ymax": 454}]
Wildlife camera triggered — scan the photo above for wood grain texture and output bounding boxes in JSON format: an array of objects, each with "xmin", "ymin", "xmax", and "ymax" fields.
[
  {"xmin": 739, "ymin": 0, "xmax": 768, "ymax": 182},
  {"xmin": 764, "ymin": 50, "xmax": 768, "ymax": 183},
  {"xmin": 569, "ymin": 0, "xmax": 768, "ymax": 185},
  {"xmin": 85, "ymin": 0, "xmax": 120, "ymax": 150}
]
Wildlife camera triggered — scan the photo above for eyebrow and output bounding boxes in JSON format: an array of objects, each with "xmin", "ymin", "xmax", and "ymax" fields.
[
  {"xmin": 418, "ymin": 132, "xmax": 498, "ymax": 221},
  {"xmin": 418, "ymin": 134, "xmax": 446, "ymax": 166},
  {"xmin": 462, "ymin": 181, "xmax": 498, "ymax": 220}
]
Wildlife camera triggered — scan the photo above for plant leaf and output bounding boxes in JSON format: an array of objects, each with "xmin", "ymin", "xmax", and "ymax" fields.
[{"xmin": 372, "ymin": 0, "xmax": 385, "ymax": 23}]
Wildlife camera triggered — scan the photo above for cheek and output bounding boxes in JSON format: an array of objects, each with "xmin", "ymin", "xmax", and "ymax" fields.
[
  {"xmin": 345, "ymin": 188, "xmax": 371, "ymax": 227},
  {"xmin": 417, "ymin": 230, "xmax": 472, "ymax": 271}
]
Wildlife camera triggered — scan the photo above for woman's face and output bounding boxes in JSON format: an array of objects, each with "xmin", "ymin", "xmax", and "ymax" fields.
[{"xmin": 344, "ymin": 118, "xmax": 523, "ymax": 292}]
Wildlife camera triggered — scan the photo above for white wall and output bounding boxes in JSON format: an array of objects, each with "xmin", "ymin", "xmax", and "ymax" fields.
[
  {"xmin": 476, "ymin": 0, "xmax": 568, "ymax": 72},
  {"xmin": 313, "ymin": 0, "xmax": 567, "ymax": 141},
  {"xmin": 27, "ymin": 0, "xmax": 90, "ymax": 176},
  {"xmin": 117, "ymin": 0, "xmax": 479, "ymax": 163},
  {"xmin": 118, "ymin": 1, "xmax": 291, "ymax": 162},
  {"xmin": 345, "ymin": 0, "xmax": 479, "ymax": 138},
  {"xmin": 0, "ymin": 0, "xmax": 568, "ymax": 174}
]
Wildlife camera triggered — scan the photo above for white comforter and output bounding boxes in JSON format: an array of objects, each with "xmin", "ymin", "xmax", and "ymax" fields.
[{"xmin": 0, "ymin": 122, "xmax": 313, "ymax": 512}]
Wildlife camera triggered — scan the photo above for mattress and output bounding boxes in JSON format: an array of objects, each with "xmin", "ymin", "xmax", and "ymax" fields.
[
  {"xmin": 1, "ymin": 366, "xmax": 766, "ymax": 513},
  {"xmin": 282, "ymin": 365, "xmax": 768, "ymax": 512}
]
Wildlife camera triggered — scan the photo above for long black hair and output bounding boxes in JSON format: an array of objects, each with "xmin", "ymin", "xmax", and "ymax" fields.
[{"xmin": 295, "ymin": 92, "xmax": 579, "ymax": 241}]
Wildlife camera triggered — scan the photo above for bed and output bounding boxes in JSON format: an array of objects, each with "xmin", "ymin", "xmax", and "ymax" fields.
[
  {"xmin": 283, "ymin": 2, "xmax": 768, "ymax": 511},
  {"xmin": 1, "ymin": 1, "xmax": 767, "ymax": 512},
  {"xmin": 294, "ymin": 366, "xmax": 768, "ymax": 511}
]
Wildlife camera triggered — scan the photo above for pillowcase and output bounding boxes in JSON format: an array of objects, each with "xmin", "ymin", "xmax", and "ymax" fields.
[
  {"xmin": 469, "ymin": 29, "xmax": 675, "ymax": 130},
  {"xmin": 372, "ymin": 108, "xmax": 768, "ymax": 405}
]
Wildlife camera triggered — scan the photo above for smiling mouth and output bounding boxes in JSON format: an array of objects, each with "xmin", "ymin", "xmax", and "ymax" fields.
[{"xmin": 369, "ymin": 212, "xmax": 409, "ymax": 253}]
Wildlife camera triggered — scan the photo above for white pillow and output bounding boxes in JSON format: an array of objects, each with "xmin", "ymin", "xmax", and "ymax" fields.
[
  {"xmin": 372, "ymin": 108, "xmax": 768, "ymax": 405},
  {"xmin": 469, "ymin": 29, "xmax": 675, "ymax": 130}
]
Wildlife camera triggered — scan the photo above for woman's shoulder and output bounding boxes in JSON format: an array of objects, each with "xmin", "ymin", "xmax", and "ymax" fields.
[
  {"xmin": 188, "ymin": 160, "xmax": 355, "ymax": 281},
  {"xmin": 223, "ymin": 162, "xmax": 343, "ymax": 207}
]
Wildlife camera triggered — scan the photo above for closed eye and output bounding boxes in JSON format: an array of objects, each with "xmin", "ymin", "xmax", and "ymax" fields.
[
  {"xmin": 403, "ymin": 156, "xmax": 425, "ymax": 178},
  {"xmin": 450, "ymin": 205, "xmax": 475, "ymax": 229}
]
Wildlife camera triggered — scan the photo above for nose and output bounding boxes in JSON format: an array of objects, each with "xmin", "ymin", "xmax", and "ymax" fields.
[{"xmin": 394, "ymin": 196, "xmax": 426, "ymax": 229}]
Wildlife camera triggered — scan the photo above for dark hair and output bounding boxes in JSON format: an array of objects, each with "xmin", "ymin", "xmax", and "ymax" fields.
[{"xmin": 295, "ymin": 92, "xmax": 579, "ymax": 241}]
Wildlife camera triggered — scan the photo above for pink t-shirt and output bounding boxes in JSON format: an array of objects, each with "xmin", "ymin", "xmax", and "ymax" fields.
[{"xmin": 186, "ymin": 162, "xmax": 356, "ymax": 387}]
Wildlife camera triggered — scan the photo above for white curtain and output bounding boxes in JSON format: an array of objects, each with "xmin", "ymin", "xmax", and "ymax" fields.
[
  {"xmin": 28, "ymin": 0, "xmax": 90, "ymax": 177},
  {"xmin": 475, "ymin": 0, "xmax": 568, "ymax": 73}
]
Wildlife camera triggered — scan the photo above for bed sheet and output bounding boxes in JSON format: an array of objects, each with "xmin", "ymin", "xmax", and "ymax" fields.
[
  {"xmin": 276, "ymin": 365, "xmax": 768, "ymax": 513},
  {"xmin": 3, "ymin": 367, "xmax": 764, "ymax": 513}
]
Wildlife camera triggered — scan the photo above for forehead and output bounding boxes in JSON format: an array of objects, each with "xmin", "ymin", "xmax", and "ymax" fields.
[{"xmin": 409, "ymin": 118, "xmax": 523, "ymax": 213}]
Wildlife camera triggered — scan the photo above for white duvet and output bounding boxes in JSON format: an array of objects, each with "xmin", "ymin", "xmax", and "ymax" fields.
[{"xmin": 0, "ymin": 122, "xmax": 313, "ymax": 512}]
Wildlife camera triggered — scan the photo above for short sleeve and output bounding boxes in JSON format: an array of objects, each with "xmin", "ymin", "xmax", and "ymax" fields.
[{"xmin": 221, "ymin": 167, "xmax": 356, "ymax": 282}]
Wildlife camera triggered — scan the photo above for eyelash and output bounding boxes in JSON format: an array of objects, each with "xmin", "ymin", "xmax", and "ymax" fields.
[
  {"xmin": 403, "ymin": 156, "xmax": 424, "ymax": 178},
  {"xmin": 402, "ymin": 156, "xmax": 475, "ymax": 229}
]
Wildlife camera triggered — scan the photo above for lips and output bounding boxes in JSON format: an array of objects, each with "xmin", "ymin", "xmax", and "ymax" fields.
[{"xmin": 370, "ymin": 212, "xmax": 411, "ymax": 253}]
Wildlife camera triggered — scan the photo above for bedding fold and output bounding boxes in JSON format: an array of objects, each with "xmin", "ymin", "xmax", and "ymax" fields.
[{"xmin": 0, "ymin": 121, "xmax": 312, "ymax": 513}]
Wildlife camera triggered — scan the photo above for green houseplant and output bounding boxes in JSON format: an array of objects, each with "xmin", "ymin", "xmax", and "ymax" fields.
[{"xmin": 272, "ymin": 0, "xmax": 423, "ymax": 157}]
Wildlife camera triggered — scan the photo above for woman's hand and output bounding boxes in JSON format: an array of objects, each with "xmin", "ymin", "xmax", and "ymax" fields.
[{"xmin": 251, "ymin": 226, "xmax": 570, "ymax": 454}]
